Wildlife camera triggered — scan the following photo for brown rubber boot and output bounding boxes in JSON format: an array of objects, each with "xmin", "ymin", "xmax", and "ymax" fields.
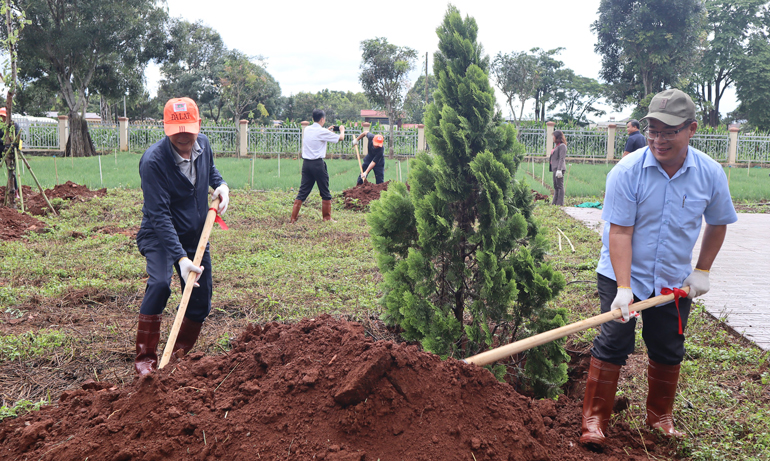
[
  {"xmin": 646, "ymin": 359, "xmax": 686, "ymax": 437},
  {"xmin": 580, "ymin": 356, "xmax": 622, "ymax": 447},
  {"xmin": 290, "ymin": 199, "xmax": 302, "ymax": 223},
  {"xmin": 135, "ymin": 314, "xmax": 162, "ymax": 376},
  {"xmin": 172, "ymin": 317, "xmax": 203, "ymax": 356},
  {"xmin": 322, "ymin": 199, "xmax": 335, "ymax": 222}
]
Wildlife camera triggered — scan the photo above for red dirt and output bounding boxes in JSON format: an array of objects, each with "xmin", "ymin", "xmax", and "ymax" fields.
[
  {"xmin": 342, "ymin": 181, "xmax": 391, "ymax": 210},
  {"xmin": 0, "ymin": 206, "xmax": 46, "ymax": 240},
  {"xmin": 24, "ymin": 181, "xmax": 107, "ymax": 216},
  {"xmin": 531, "ymin": 190, "xmax": 550, "ymax": 202},
  {"xmin": 0, "ymin": 315, "xmax": 670, "ymax": 460}
]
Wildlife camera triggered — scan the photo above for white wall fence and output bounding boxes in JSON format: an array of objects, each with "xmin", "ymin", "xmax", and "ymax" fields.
[
  {"xmin": 520, "ymin": 122, "xmax": 762, "ymax": 164},
  {"xmin": 17, "ymin": 116, "xmax": 767, "ymax": 164},
  {"xmin": 20, "ymin": 117, "xmax": 427, "ymax": 159}
]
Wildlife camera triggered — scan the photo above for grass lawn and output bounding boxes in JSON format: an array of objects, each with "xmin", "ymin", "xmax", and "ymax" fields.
[{"xmin": 0, "ymin": 170, "xmax": 768, "ymax": 458}]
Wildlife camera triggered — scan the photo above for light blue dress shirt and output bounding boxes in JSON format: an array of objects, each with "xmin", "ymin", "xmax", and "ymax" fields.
[{"xmin": 596, "ymin": 146, "xmax": 738, "ymax": 299}]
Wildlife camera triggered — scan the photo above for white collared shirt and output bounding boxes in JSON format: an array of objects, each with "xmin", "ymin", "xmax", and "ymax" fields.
[
  {"xmin": 302, "ymin": 123, "xmax": 341, "ymax": 159},
  {"xmin": 171, "ymin": 140, "xmax": 202, "ymax": 185}
]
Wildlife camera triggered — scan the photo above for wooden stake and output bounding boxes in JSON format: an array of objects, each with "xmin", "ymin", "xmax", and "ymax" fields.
[
  {"xmin": 464, "ymin": 287, "xmax": 690, "ymax": 366},
  {"xmin": 556, "ymin": 227, "xmax": 575, "ymax": 252},
  {"xmin": 18, "ymin": 150, "xmax": 57, "ymax": 215},
  {"xmin": 14, "ymin": 148, "xmax": 23, "ymax": 213},
  {"xmin": 159, "ymin": 197, "xmax": 222, "ymax": 369},
  {"xmin": 398, "ymin": 161, "xmax": 402, "ymax": 182},
  {"xmin": 278, "ymin": 152, "xmax": 281, "ymax": 178},
  {"xmin": 54, "ymin": 155, "xmax": 58, "ymax": 184},
  {"xmin": 98, "ymin": 154, "xmax": 103, "ymax": 186},
  {"xmin": 541, "ymin": 160, "xmax": 545, "ymax": 186}
]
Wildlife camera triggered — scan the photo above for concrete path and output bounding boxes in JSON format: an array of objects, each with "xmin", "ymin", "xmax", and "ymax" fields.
[{"xmin": 563, "ymin": 207, "xmax": 770, "ymax": 351}]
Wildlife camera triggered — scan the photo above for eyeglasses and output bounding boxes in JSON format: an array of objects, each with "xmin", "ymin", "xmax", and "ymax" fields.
[{"xmin": 644, "ymin": 123, "xmax": 692, "ymax": 141}]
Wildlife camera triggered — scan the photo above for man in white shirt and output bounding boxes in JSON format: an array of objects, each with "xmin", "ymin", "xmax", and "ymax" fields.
[{"xmin": 290, "ymin": 109, "xmax": 344, "ymax": 222}]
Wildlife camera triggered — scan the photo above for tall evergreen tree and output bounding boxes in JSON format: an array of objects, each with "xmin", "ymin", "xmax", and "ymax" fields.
[{"xmin": 367, "ymin": 5, "xmax": 567, "ymax": 397}]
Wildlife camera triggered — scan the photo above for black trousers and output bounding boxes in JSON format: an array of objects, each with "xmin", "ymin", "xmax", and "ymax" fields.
[
  {"xmin": 136, "ymin": 231, "xmax": 212, "ymax": 323},
  {"xmin": 296, "ymin": 158, "xmax": 331, "ymax": 201},
  {"xmin": 356, "ymin": 154, "xmax": 385, "ymax": 185},
  {"xmin": 591, "ymin": 272, "xmax": 691, "ymax": 366}
]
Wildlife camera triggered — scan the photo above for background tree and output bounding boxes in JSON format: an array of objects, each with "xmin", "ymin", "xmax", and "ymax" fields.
[
  {"xmin": 592, "ymin": 0, "xmax": 706, "ymax": 109},
  {"xmin": 550, "ymin": 70, "xmax": 606, "ymax": 126},
  {"xmin": 734, "ymin": 34, "xmax": 770, "ymax": 130},
  {"xmin": 531, "ymin": 48, "xmax": 564, "ymax": 122},
  {"xmin": 490, "ymin": 51, "xmax": 540, "ymax": 130},
  {"xmin": 157, "ymin": 19, "xmax": 226, "ymax": 122},
  {"xmin": 1, "ymin": 0, "xmax": 25, "ymax": 207},
  {"xmin": 368, "ymin": 5, "xmax": 567, "ymax": 397},
  {"xmin": 13, "ymin": 0, "xmax": 167, "ymax": 156},
  {"xmin": 359, "ymin": 37, "xmax": 417, "ymax": 158},
  {"xmin": 691, "ymin": 0, "xmax": 768, "ymax": 127},
  {"xmin": 403, "ymin": 74, "xmax": 438, "ymax": 124}
]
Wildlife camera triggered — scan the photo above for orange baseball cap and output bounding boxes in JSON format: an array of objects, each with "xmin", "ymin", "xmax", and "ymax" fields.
[
  {"xmin": 163, "ymin": 97, "xmax": 200, "ymax": 136},
  {"xmin": 373, "ymin": 134, "xmax": 384, "ymax": 147},
  {"xmin": 0, "ymin": 107, "xmax": 6, "ymax": 117}
]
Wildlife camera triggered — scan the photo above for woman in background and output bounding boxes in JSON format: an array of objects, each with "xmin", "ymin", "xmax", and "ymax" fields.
[{"xmin": 550, "ymin": 130, "xmax": 567, "ymax": 206}]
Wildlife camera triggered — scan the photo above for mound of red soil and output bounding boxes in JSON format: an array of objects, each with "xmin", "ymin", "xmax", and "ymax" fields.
[
  {"xmin": 26, "ymin": 181, "xmax": 107, "ymax": 216},
  {"xmin": 0, "ymin": 206, "xmax": 46, "ymax": 240},
  {"xmin": 0, "ymin": 315, "xmax": 664, "ymax": 460},
  {"xmin": 342, "ymin": 181, "xmax": 390, "ymax": 210},
  {"xmin": 532, "ymin": 190, "xmax": 550, "ymax": 202}
]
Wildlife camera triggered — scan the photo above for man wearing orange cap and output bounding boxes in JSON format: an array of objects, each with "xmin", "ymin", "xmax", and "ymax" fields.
[
  {"xmin": 134, "ymin": 97, "xmax": 229, "ymax": 376},
  {"xmin": 351, "ymin": 131, "xmax": 385, "ymax": 185}
]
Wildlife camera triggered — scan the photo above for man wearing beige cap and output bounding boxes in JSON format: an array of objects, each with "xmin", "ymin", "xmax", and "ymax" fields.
[
  {"xmin": 580, "ymin": 89, "xmax": 737, "ymax": 447},
  {"xmin": 134, "ymin": 97, "xmax": 229, "ymax": 376}
]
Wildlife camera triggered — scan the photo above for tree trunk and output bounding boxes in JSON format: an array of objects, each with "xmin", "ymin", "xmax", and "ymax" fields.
[
  {"xmin": 66, "ymin": 112, "xmax": 97, "ymax": 157},
  {"xmin": 3, "ymin": 148, "xmax": 16, "ymax": 207}
]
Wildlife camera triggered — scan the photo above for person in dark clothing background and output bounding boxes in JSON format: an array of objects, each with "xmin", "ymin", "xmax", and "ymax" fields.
[
  {"xmin": 549, "ymin": 130, "xmax": 567, "ymax": 206},
  {"xmin": 134, "ymin": 97, "xmax": 229, "ymax": 376},
  {"xmin": 351, "ymin": 131, "xmax": 385, "ymax": 185},
  {"xmin": 0, "ymin": 107, "xmax": 21, "ymax": 199},
  {"xmin": 623, "ymin": 119, "xmax": 647, "ymax": 157}
]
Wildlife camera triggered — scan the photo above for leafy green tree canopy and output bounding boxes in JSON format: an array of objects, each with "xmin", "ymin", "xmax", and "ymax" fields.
[
  {"xmin": 359, "ymin": 37, "xmax": 417, "ymax": 157},
  {"xmin": 592, "ymin": 0, "xmax": 706, "ymax": 108},
  {"xmin": 14, "ymin": 0, "xmax": 167, "ymax": 156},
  {"xmin": 368, "ymin": 5, "xmax": 567, "ymax": 397}
]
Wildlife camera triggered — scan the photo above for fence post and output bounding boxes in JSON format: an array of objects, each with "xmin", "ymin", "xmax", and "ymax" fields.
[
  {"xmin": 545, "ymin": 121, "xmax": 555, "ymax": 158},
  {"xmin": 58, "ymin": 115, "xmax": 68, "ymax": 151},
  {"xmin": 239, "ymin": 119, "xmax": 249, "ymax": 157},
  {"xmin": 607, "ymin": 124, "xmax": 617, "ymax": 161},
  {"xmin": 362, "ymin": 122, "xmax": 371, "ymax": 157},
  {"xmin": 118, "ymin": 117, "xmax": 128, "ymax": 151},
  {"xmin": 728, "ymin": 124, "xmax": 739, "ymax": 165},
  {"xmin": 417, "ymin": 124, "xmax": 426, "ymax": 152}
]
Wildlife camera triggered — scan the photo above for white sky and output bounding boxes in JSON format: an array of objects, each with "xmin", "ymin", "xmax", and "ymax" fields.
[{"xmin": 148, "ymin": 0, "xmax": 738, "ymax": 122}]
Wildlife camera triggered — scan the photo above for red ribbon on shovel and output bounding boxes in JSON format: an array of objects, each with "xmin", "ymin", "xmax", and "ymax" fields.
[
  {"xmin": 661, "ymin": 287, "xmax": 687, "ymax": 334},
  {"xmin": 209, "ymin": 207, "xmax": 229, "ymax": 230}
]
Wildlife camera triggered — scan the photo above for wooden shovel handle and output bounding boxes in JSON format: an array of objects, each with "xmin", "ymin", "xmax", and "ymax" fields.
[
  {"xmin": 354, "ymin": 144, "xmax": 364, "ymax": 176},
  {"xmin": 463, "ymin": 286, "xmax": 690, "ymax": 367},
  {"xmin": 159, "ymin": 197, "xmax": 221, "ymax": 369}
]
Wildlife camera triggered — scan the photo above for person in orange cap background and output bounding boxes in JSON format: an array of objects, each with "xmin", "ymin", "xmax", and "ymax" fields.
[
  {"xmin": 351, "ymin": 131, "xmax": 385, "ymax": 185},
  {"xmin": 134, "ymin": 97, "xmax": 229, "ymax": 376}
]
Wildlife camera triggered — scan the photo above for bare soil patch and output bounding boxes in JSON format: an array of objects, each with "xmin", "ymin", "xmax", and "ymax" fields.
[
  {"xmin": 0, "ymin": 315, "xmax": 672, "ymax": 460},
  {"xmin": 342, "ymin": 181, "xmax": 390, "ymax": 210},
  {"xmin": 0, "ymin": 206, "xmax": 46, "ymax": 241}
]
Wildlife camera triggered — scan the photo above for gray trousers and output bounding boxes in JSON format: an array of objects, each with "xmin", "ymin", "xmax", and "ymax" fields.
[{"xmin": 552, "ymin": 170, "xmax": 564, "ymax": 205}]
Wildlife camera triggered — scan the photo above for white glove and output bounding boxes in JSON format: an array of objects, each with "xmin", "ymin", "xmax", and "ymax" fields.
[
  {"xmin": 179, "ymin": 257, "xmax": 203, "ymax": 288},
  {"xmin": 360, "ymin": 172, "xmax": 367, "ymax": 181},
  {"xmin": 211, "ymin": 184, "xmax": 229, "ymax": 215},
  {"xmin": 611, "ymin": 287, "xmax": 635, "ymax": 323},
  {"xmin": 683, "ymin": 269, "xmax": 709, "ymax": 299},
  {"xmin": 555, "ymin": 170, "xmax": 563, "ymax": 179},
  {"xmin": 351, "ymin": 140, "xmax": 358, "ymax": 148}
]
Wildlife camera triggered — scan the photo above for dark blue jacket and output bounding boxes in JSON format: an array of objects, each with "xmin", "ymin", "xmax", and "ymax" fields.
[
  {"xmin": 138, "ymin": 134, "xmax": 225, "ymax": 262},
  {"xmin": 624, "ymin": 131, "xmax": 647, "ymax": 153}
]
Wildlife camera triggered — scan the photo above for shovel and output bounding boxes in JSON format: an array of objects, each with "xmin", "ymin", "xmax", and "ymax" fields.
[
  {"xmin": 463, "ymin": 286, "xmax": 690, "ymax": 367},
  {"xmin": 159, "ymin": 197, "xmax": 222, "ymax": 369},
  {"xmin": 354, "ymin": 144, "xmax": 366, "ymax": 184}
]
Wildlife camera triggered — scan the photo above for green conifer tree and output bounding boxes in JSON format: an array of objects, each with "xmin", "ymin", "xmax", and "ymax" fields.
[{"xmin": 367, "ymin": 5, "xmax": 568, "ymax": 397}]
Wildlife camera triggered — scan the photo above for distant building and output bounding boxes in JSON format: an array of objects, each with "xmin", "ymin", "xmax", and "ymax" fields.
[{"xmin": 360, "ymin": 110, "xmax": 403, "ymax": 128}]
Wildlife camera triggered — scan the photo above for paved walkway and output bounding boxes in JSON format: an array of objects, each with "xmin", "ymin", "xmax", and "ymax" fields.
[{"xmin": 563, "ymin": 207, "xmax": 770, "ymax": 351}]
